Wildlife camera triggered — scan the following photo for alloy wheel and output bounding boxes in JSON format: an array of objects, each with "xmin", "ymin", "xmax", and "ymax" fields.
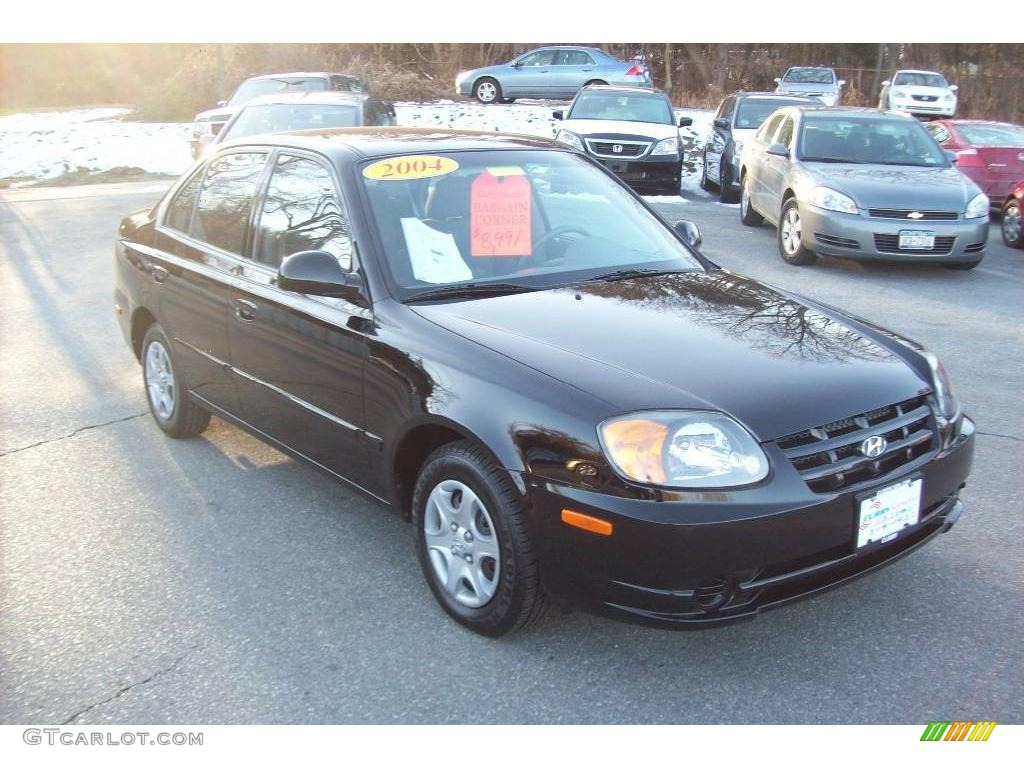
[
  {"xmin": 1004, "ymin": 204, "xmax": 1022, "ymax": 244},
  {"xmin": 145, "ymin": 340, "xmax": 176, "ymax": 421},
  {"xmin": 476, "ymin": 81, "xmax": 497, "ymax": 103},
  {"xmin": 781, "ymin": 206, "xmax": 803, "ymax": 255}
]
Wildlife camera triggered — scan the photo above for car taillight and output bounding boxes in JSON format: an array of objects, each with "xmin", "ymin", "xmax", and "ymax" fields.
[{"xmin": 625, "ymin": 65, "xmax": 643, "ymax": 77}]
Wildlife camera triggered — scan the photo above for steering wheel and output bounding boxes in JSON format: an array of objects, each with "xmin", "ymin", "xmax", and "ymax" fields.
[{"xmin": 519, "ymin": 225, "xmax": 590, "ymax": 270}]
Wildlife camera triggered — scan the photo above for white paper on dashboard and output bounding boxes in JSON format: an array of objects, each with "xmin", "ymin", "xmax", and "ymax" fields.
[{"xmin": 400, "ymin": 218, "xmax": 473, "ymax": 284}]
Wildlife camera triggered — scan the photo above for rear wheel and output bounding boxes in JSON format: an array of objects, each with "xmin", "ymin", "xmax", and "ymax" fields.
[
  {"xmin": 474, "ymin": 78, "xmax": 501, "ymax": 104},
  {"xmin": 141, "ymin": 324, "xmax": 210, "ymax": 438},
  {"xmin": 583, "ymin": 79, "xmax": 607, "ymax": 88},
  {"xmin": 1002, "ymin": 199, "xmax": 1023, "ymax": 248},
  {"xmin": 739, "ymin": 175, "xmax": 763, "ymax": 226},
  {"xmin": 778, "ymin": 199, "xmax": 818, "ymax": 265},
  {"xmin": 412, "ymin": 441, "xmax": 546, "ymax": 636}
]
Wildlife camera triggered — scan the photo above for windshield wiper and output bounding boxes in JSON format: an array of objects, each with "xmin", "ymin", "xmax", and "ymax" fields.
[
  {"xmin": 582, "ymin": 267, "xmax": 684, "ymax": 283},
  {"xmin": 800, "ymin": 156, "xmax": 860, "ymax": 163},
  {"xmin": 405, "ymin": 282, "xmax": 539, "ymax": 303}
]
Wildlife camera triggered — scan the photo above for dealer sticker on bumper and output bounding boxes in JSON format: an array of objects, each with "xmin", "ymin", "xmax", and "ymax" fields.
[{"xmin": 857, "ymin": 477, "xmax": 922, "ymax": 548}]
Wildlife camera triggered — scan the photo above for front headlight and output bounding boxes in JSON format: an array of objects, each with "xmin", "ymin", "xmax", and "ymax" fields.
[
  {"xmin": 455, "ymin": 71, "xmax": 470, "ymax": 87},
  {"xmin": 943, "ymin": 93, "xmax": 955, "ymax": 102},
  {"xmin": 891, "ymin": 89, "xmax": 907, "ymax": 99},
  {"xmin": 965, "ymin": 192, "xmax": 989, "ymax": 219},
  {"xmin": 732, "ymin": 140, "xmax": 744, "ymax": 156},
  {"xmin": 193, "ymin": 120, "xmax": 214, "ymax": 138},
  {"xmin": 651, "ymin": 136, "xmax": 680, "ymax": 156},
  {"xmin": 599, "ymin": 411, "xmax": 769, "ymax": 488},
  {"xmin": 923, "ymin": 352, "xmax": 959, "ymax": 421},
  {"xmin": 557, "ymin": 130, "xmax": 584, "ymax": 152},
  {"xmin": 806, "ymin": 186, "xmax": 858, "ymax": 214}
]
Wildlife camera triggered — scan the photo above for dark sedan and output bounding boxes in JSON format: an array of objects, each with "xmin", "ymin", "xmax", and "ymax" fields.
[{"xmin": 114, "ymin": 128, "xmax": 974, "ymax": 635}]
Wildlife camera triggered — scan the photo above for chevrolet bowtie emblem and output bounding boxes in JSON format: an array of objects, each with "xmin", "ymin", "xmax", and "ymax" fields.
[{"xmin": 907, "ymin": 211, "xmax": 924, "ymax": 219}]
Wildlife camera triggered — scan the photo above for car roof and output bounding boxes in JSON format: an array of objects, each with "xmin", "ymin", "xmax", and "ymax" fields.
[
  {"xmin": 733, "ymin": 91, "xmax": 819, "ymax": 100},
  {"xmin": 238, "ymin": 91, "xmax": 365, "ymax": 108},
  {"xmin": 215, "ymin": 126, "xmax": 564, "ymax": 161},
  {"xmin": 788, "ymin": 106, "xmax": 915, "ymax": 120},
  {"xmin": 893, "ymin": 69, "xmax": 944, "ymax": 75},
  {"xmin": 578, "ymin": 84, "xmax": 663, "ymax": 96},
  {"xmin": 244, "ymin": 72, "xmax": 356, "ymax": 81}
]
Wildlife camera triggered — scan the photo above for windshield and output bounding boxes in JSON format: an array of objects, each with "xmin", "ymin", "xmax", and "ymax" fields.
[
  {"xmin": 359, "ymin": 150, "xmax": 703, "ymax": 299},
  {"xmin": 568, "ymin": 92, "xmax": 672, "ymax": 124},
  {"xmin": 735, "ymin": 100, "xmax": 801, "ymax": 129},
  {"xmin": 783, "ymin": 68, "xmax": 835, "ymax": 84},
  {"xmin": 221, "ymin": 103, "xmax": 360, "ymax": 140},
  {"xmin": 958, "ymin": 123, "xmax": 1024, "ymax": 148},
  {"xmin": 799, "ymin": 116, "xmax": 949, "ymax": 167},
  {"xmin": 893, "ymin": 72, "xmax": 948, "ymax": 88},
  {"xmin": 228, "ymin": 77, "xmax": 328, "ymax": 105}
]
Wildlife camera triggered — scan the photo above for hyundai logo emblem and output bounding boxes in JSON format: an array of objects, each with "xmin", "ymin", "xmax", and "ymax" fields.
[
  {"xmin": 907, "ymin": 211, "xmax": 924, "ymax": 219},
  {"xmin": 612, "ymin": 144, "xmax": 623, "ymax": 154},
  {"xmin": 860, "ymin": 435, "xmax": 888, "ymax": 458}
]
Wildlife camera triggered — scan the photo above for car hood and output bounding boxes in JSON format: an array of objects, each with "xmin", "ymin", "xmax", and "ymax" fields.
[
  {"xmin": 194, "ymin": 105, "xmax": 239, "ymax": 123},
  {"xmin": 561, "ymin": 119, "xmax": 679, "ymax": 141},
  {"xmin": 411, "ymin": 271, "xmax": 929, "ymax": 441},
  {"xmin": 777, "ymin": 83, "xmax": 837, "ymax": 94},
  {"xmin": 802, "ymin": 164, "xmax": 979, "ymax": 209},
  {"xmin": 893, "ymin": 84, "xmax": 954, "ymax": 97}
]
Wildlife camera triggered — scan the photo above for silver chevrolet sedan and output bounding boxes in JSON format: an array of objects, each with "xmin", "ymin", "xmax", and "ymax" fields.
[{"xmin": 738, "ymin": 107, "xmax": 989, "ymax": 269}]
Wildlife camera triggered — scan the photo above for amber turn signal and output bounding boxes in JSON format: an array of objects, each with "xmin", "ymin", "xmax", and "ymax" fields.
[{"xmin": 561, "ymin": 509, "xmax": 613, "ymax": 536}]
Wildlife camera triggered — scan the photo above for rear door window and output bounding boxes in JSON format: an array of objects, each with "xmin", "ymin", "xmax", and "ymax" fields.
[
  {"xmin": 165, "ymin": 167, "xmax": 204, "ymax": 233},
  {"xmin": 193, "ymin": 152, "xmax": 268, "ymax": 255},
  {"xmin": 776, "ymin": 116, "xmax": 795, "ymax": 149}
]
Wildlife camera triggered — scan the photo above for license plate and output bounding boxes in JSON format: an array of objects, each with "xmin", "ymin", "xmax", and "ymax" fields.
[
  {"xmin": 898, "ymin": 230, "xmax": 935, "ymax": 250},
  {"xmin": 857, "ymin": 477, "xmax": 922, "ymax": 548}
]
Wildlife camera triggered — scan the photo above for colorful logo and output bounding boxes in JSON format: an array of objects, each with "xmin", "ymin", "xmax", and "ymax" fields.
[{"xmin": 921, "ymin": 721, "xmax": 997, "ymax": 741}]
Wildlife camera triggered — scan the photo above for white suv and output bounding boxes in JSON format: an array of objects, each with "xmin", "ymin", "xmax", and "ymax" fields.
[{"xmin": 879, "ymin": 70, "xmax": 958, "ymax": 118}]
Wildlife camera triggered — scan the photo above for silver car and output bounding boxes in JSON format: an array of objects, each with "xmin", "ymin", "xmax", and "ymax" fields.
[
  {"xmin": 738, "ymin": 107, "xmax": 989, "ymax": 269},
  {"xmin": 455, "ymin": 46, "xmax": 651, "ymax": 104},
  {"xmin": 774, "ymin": 67, "xmax": 844, "ymax": 106}
]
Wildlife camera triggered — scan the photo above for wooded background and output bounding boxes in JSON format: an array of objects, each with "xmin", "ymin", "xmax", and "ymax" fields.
[{"xmin": 2, "ymin": 43, "xmax": 1020, "ymax": 122}]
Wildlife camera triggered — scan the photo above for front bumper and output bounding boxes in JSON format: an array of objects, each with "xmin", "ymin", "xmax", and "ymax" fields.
[
  {"xmin": 591, "ymin": 154, "xmax": 681, "ymax": 191},
  {"xmin": 522, "ymin": 415, "xmax": 974, "ymax": 628},
  {"xmin": 801, "ymin": 204, "xmax": 988, "ymax": 263},
  {"xmin": 891, "ymin": 99, "xmax": 956, "ymax": 117}
]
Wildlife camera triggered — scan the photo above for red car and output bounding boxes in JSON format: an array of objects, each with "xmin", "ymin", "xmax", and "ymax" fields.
[
  {"xmin": 1002, "ymin": 180, "xmax": 1023, "ymax": 249},
  {"xmin": 926, "ymin": 120, "xmax": 1024, "ymax": 206}
]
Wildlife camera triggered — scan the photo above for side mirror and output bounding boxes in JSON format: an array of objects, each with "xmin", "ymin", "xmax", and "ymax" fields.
[
  {"xmin": 216, "ymin": 100, "xmax": 227, "ymax": 108},
  {"xmin": 881, "ymin": 80, "xmax": 891, "ymax": 87},
  {"xmin": 950, "ymin": 84, "xmax": 959, "ymax": 92},
  {"xmin": 774, "ymin": 77, "xmax": 781, "ymax": 84},
  {"xmin": 944, "ymin": 149, "xmax": 958, "ymax": 164},
  {"xmin": 673, "ymin": 220, "xmax": 702, "ymax": 250},
  {"xmin": 838, "ymin": 79, "xmax": 846, "ymax": 86},
  {"xmin": 713, "ymin": 117, "xmax": 730, "ymax": 131},
  {"xmin": 552, "ymin": 109, "xmax": 564, "ymax": 120},
  {"xmin": 277, "ymin": 250, "xmax": 366, "ymax": 305},
  {"xmin": 678, "ymin": 116, "xmax": 693, "ymax": 128},
  {"xmin": 767, "ymin": 142, "xmax": 790, "ymax": 158},
  {"xmin": 511, "ymin": 60, "xmax": 523, "ymax": 69}
]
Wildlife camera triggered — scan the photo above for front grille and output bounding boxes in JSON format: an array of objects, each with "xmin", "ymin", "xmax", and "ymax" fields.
[
  {"xmin": 874, "ymin": 234, "xmax": 956, "ymax": 255},
  {"xmin": 965, "ymin": 242, "xmax": 986, "ymax": 253},
  {"xmin": 585, "ymin": 139, "xmax": 650, "ymax": 158},
  {"xmin": 776, "ymin": 395, "xmax": 936, "ymax": 493},
  {"xmin": 868, "ymin": 209, "xmax": 958, "ymax": 221},
  {"xmin": 912, "ymin": 94, "xmax": 939, "ymax": 102},
  {"xmin": 814, "ymin": 233, "xmax": 859, "ymax": 250}
]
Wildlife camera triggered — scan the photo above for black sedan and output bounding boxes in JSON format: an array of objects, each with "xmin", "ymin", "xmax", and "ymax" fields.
[{"xmin": 114, "ymin": 128, "xmax": 974, "ymax": 635}]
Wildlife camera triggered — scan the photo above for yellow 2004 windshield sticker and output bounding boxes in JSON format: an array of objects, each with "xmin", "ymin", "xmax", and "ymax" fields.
[{"xmin": 363, "ymin": 155, "xmax": 459, "ymax": 181}]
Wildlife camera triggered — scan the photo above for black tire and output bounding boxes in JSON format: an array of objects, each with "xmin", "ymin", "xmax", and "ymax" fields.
[
  {"xmin": 412, "ymin": 440, "xmax": 546, "ymax": 637},
  {"xmin": 141, "ymin": 324, "xmax": 210, "ymax": 439},
  {"xmin": 1001, "ymin": 199, "xmax": 1023, "ymax": 248},
  {"xmin": 700, "ymin": 151, "xmax": 716, "ymax": 192},
  {"xmin": 473, "ymin": 77, "xmax": 502, "ymax": 104},
  {"xmin": 583, "ymin": 79, "xmax": 607, "ymax": 88},
  {"xmin": 719, "ymin": 162, "xmax": 739, "ymax": 203},
  {"xmin": 739, "ymin": 174, "xmax": 763, "ymax": 226},
  {"xmin": 777, "ymin": 198, "xmax": 818, "ymax": 266},
  {"xmin": 943, "ymin": 260, "xmax": 982, "ymax": 270},
  {"xmin": 499, "ymin": 97, "xmax": 516, "ymax": 104}
]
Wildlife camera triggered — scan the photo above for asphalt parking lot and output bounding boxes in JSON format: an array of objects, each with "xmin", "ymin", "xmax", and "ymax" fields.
[{"xmin": 1, "ymin": 180, "xmax": 1021, "ymax": 724}]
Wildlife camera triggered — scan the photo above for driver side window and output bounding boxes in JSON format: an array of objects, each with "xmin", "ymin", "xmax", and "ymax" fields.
[{"xmin": 517, "ymin": 50, "xmax": 554, "ymax": 67}]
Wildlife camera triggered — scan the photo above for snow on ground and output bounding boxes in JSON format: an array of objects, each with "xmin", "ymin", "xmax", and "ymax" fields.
[
  {"xmin": 0, "ymin": 102, "xmax": 713, "ymax": 190},
  {"xmin": 0, "ymin": 107, "xmax": 193, "ymax": 184}
]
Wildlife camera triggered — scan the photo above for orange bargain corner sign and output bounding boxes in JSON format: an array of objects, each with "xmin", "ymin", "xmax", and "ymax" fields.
[
  {"xmin": 920, "ymin": 720, "xmax": 997, "ymax": 741},
  {"xmin": 470, "ymin": 167, "xmax": 531, "ymax": 257}
]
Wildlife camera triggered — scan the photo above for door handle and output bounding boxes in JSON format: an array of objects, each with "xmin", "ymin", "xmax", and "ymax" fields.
[
  {"xmin": 233, "ymin": 298, "xmax": 258, "ymax": 322},
  {"xmin": 150, "ymin": 264, "xmax": 169, "ymax": 283}
]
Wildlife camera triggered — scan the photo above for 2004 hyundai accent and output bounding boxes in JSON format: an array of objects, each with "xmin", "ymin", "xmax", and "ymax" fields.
[{"xmin": 114, "ymin": 128, "xmax": 974, "ymax": 636}]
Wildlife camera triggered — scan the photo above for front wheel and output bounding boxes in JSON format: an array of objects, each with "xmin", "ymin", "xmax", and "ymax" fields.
[
  {"xmin": 141, "ymin": 324, "xmax": 210, "ymax": 438},
  {"xmin": 719, "ymin": 162, "xmax": 739, "ymax": 204},
  {"xmin": 700, "ymin": 152, "xmax": 715, "ymax": 192},
  {"xmin": 739, "ymin": 175, "xmax": 763, "ymax": 226},
  {"xmin": 1002, "ymin": 199, "xmax": 1023, "ymax": 248},
  {"xmin": 412, "ymin": 441, "xmax": 546, "ymax": 636},
  {"xmin": 474, "ymin": 78, "xmax": 502, "ymax": 104},
  {"xmin": 778, "ymin": 199, "xmax": 818, "ymax": 265}
]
